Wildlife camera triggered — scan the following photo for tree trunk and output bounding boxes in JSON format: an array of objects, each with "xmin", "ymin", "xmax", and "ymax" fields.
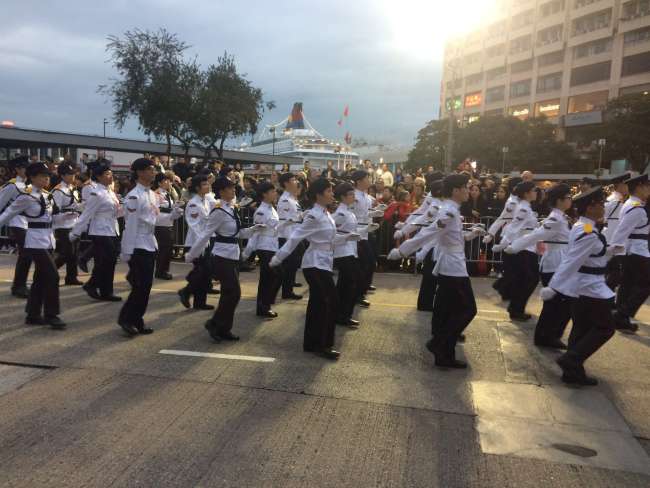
[{"xmin": 165, "ymin": 133, "xmax": 172, "ymax": 161}]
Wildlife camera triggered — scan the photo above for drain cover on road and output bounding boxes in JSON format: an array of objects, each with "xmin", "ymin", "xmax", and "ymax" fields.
[{"xmin": 551, "ymin": 443, "xmax": 598, "ymax": 458}]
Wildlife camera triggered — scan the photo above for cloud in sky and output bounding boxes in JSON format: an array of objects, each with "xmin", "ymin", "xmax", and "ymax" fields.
[{"xmin": 1, "ymin": 0, "xmax": 446, "ymax": 147}]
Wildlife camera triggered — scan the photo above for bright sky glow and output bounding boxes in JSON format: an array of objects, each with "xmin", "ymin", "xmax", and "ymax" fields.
[{"xmin": 381, "ymin": 0, "xmax": 499, "ymax": 60}]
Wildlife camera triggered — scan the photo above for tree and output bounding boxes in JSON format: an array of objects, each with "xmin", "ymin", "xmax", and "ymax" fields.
[
  {"xmin": 194, "ymin": 52, "xmax": 274, "ymax": 159},
  {"xmin": 406, "ymin": 119, "xmax": 455, "ymax": 170}
]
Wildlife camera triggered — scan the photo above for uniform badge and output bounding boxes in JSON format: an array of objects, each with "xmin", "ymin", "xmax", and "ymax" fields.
[{"xmin": 583, "ymin": 223, "xmax": 593, "ymax": 233}]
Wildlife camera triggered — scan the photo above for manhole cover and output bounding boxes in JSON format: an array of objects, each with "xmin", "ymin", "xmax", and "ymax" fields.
[{"xmin": 551, "ymin": 443, "xmax": 598, "ymax": 458}]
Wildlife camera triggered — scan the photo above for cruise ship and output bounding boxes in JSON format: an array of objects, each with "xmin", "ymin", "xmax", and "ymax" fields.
[{"xmin": 244, "ymin": 103, "xmax": 360, "ymax": 170}]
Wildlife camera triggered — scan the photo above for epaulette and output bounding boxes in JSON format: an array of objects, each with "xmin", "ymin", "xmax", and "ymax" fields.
[
  {"xmin": 24, "ymin": 186, "xmax": 32, "ymax": 194},
  {"xmin": 583, "ymin": 223, "xmax": 593, "ymax": 234},
  {"xmin": 8, "ymin": 178, "xmax": 16, "ymax": 184},
  {"xmin": 631, "ymin": 200, "xmax": 643, "ymax": 207},
  {"xmin": 214, "ymin": 201, "xmax": 222, "ymax": 209},
  {"xmin": 625, "ymin": 205, "xmax": 644, "ymax": 214}
]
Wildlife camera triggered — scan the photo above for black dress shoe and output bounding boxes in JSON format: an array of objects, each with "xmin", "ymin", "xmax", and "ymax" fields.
[
  {"xmin": 78, "ymin": 260, "xmax": 89, "ymax": 273},
  {"xmin": 457, "ymin": 333, "xmax": 466, "ymax": 343},
  {"xmin": 193, "ymin": 304, "xmax": 215, "ymax": 310},
  {"xmin": 45, "ymin": 316, "xmax": 67, "ymax": 329},
  {"xmin": 99, "ymin": 295, "xmax": 122, "ymax": 302},
  {"xmin": 417, "ymin": 306, "xmax": 434, "ymax": 312},
  {"xmin": 368, "ymin": 285, "xmax": 377, "ymax": 291},
  {"xmin": 293, "ymin": 282, "xmax": 303, "ymax": 288},
  {"xmin": 25, "ymin": 316, "xmax": 46, "ymax": 326},
  {"xmin": 535, "ymin": 339, "xmax": 567, "ymax": 350},
  {"xmin": 317, "ymin": 348, "xmax": 341, "ymax": 360},
  {"xmin": 561, "ymin": 372, "xmax": 598, "ymax": 386},
  {"xmin": 217, "ymin": 331, "xmax": 240, "ymax": 341},
  {"xmin": 64, "ymin": 278, "xmax": 84, "ymax": 286},
  {"xmin": 136, "ymin": 325, "xmax": 154, "ymax": 335},
  {"xmin": 178, "ymin": 288, "xmax": 191, "ymax": 309},
  {"xmin": 613, "ymin": 313, "xmax": 638, "ymax": 334},
  {"xmin": 83, "ymin": 284, "xmax": 101, "ymax": 300},
  {"xmin": 257, "ymin": 310, "xmax": 278, "ymax": 318},
  {"xmin": 282, "ymin": 293, "xmax": 303, "ymax": 300},
  {"xmin": 118, "ymin": 321, "xmax": 139, "ymax": 336},
  {"xmin": 204, "ymin": 321, "xmax": 221, "ymax": 343},
  {"xmin": 155, "ymin": 272, "xmax": 173, "ymax": 280},
  {"xmin": 425, "ymin": 338, "xmax": 436, "ymax": 355},
  {"xmin": 509, "ymin": 312, "xmax": 532, "ymax": 321},
  {"xmin": 336, "ymin": 318, "xmax": 359, "ymax": 328},
  {"xmin": 206, "ymin": 288, "xmax": 221, "ymax": 295},
  {"xmin": 356, "ymin": 299, "xmax": 370, "ymax": 308},
  {"xmin": 11, "ymin": 288, "xmax": 29, "ymax": 299},
  {"xmin": 434, "ymin": 358, "xmax": 468, "ymax": 369}
]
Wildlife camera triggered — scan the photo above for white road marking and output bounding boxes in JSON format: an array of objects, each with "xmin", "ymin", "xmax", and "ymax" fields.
[{"xmin": 159, "ymin": 349, "xmax": 276, "ymax": 363}]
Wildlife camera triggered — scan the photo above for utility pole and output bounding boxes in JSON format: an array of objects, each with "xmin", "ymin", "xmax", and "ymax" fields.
[
  {"xmin": 445, "ymin": 58, "xmax": 461, "ymax": 174},
  {"xmin": 501, "ymin": 146, "xmax": 509, "ymax": 174},
  {"xmin": 597, "ymin": 138, "xmax": 606, "ymax": 176},
  {"xmin": 103, "ymin": 118, "xmax": 108, "ymax": 138},
  {"xmin": 271, "ymin": 126, "xmax": 276, "ymax": 156}
]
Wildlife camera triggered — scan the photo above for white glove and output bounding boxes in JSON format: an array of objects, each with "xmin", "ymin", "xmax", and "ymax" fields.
[
  {"xmin": 346, "ymin": 233, "xmax": 361, "ymax": 242},
  {"xmin": 394, "ymin": 221, "xmax": 405, "ymax": 230},
  {"xmin": 184, "ymin": 252, "xmax": 197, "ymax": 263},
  {"xmin": 239, "ymin": 196, "xmax": 253, "ymax": 207},
  {"xmin": 393, "ymin": 230, "xmax": 404, "ymax": 240},
  {"xmin": 606, "ymin": 244, "xmax": 625, "ymax": 257},
  {"xmin": 482, "ymin": 234, "xmax": 494, "ymax": 244},
  {"xmin": 492, "ymin": 242, "xmax": 507, "ymax": 253},
  {"xmin": 387, "ymin": 248, "xmax": 404, "ymax": 261},
  {"xmin": 415, "ymin": 249, "xmax": 426, "ymax": 265},
  {"xmin": 470, "ymin": 225, "xmax": 487, "ymax": 237},
  {"xmin": 252, "ymin": 223, "xmax": 267, "ymax": 232},
  {"xmin": 72, "ymin": 202, "xmax": 84, "ymax": 212},
  {"xmin": 504, "ymin": 245, "xmax": 516, "ymax": 255},
  {"xmin": 540, "ymin": 287, "xmax": 557, "ymax": 301},
  {"xmin": 367, "ymin": 222, "xmax": 380, "ymax": 233},
  {"xmin": 69, "ymin": 232, "xmax": 80, "ymax": 242},
  {"xmin": 369, "ymin": 209, "xmax": 384, "ymax": 218},
  {"xmin": 269, "ymin": 255, "xmax": 282, "ymax": 268}
]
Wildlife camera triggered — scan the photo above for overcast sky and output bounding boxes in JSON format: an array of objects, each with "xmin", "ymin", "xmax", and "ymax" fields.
[{"xmin": 1, "ymin": 0, "xmax": 445, "ymax": 147}]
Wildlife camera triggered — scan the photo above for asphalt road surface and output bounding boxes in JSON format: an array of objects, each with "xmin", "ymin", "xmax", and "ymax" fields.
[{"xmin": 0, "ymin": 255, "xmax": 649, "ymax": 488}]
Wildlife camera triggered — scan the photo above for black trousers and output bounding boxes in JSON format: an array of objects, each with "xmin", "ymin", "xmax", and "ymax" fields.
[
  {"xmin": 154, "ymin": 226, "xmax": 174, "ymax": 276},
  {"xmin": 357, "ymin": 239, "xmax": 375, "ymax": 297},
  {"xmin": 279, "ymin": 238, "xmax": 304, "ymax": 296},
  {"xmin": 616, "ymin": 254, "xmax": 650, "ymax": 319},
  {"xmin": 605, "ymin": 255, "xmax": 625, "ymax": 292},
  {"xmin": 431, "ymin": 275, "xmax": 477, "ymax": 359},
  {"xmin": 493, "ymin": 252, "xmax": 515, "ymax": 299},
  {"xmin": 8, "ymin": 227, "xmax": 32, "ymax": 291},
  {"xmin": 54, "ymin": 228, "xmax": 79, "ymax": 281},
  {"xmin": 303, "ymin": 267, "xmax": 338, "ymax": 351},
  {"xmin": 24, "ymin": 249, "xmax": 59, "ymax": 318},
  {"xmin": 568, "ymin": 296, "xmax": 615, "ymax": 365},
  {"xmin": 79, "ymin": 237, "xmax": 94, "ymax": 263},
  {"xmin": 256, "ymin": 250, "xmax": 282, "ymax": 313},
  {"xmin": 417, "ymin": 249, "xmax": 437, "ymax": 312},
  {"xmin": 86, "ymin": 235, "xmax": 119, "ymax": 297},
  {"xmin": 119, "ymin": 249, "xmax": 156, "ymax": 326},
  {"xmin": 185, "ymin": 247, "xmax": 211, "ymax": 307},
  {"xmin": 507, "ymin": 251, "xmax": 539, "ymax": 315},
  {"xmin": 207, "ymin": 255, "xmax": 241, "ymax": 334},
  {"xmin": 534, "ymin": 272, "xmax": 573, "ymax": 344},
  {"xmin": 334, "ymin": 255, "xmax": 361, "ymax": 320}
]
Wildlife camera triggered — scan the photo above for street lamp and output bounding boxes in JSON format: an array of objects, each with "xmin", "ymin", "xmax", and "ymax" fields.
[
  {"xmin": 501, "ymin": 146, "xmax": 509, "ymax": 174},
  {"xmin": 597, "ymin": 138, "xmax": 606, "ymax": 177},
  {"xmin": 103, "ymin": 118, "xmax": 108, "ymax": 138},
  {"xmin": 270, "ymin": 126, "xmax": 276, "ymax": 156}
]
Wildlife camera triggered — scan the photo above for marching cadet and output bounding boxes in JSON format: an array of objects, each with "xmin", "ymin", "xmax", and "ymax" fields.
[
  {"xmin": 185, "ymin": 177, "xmax": 263, "ymax": 342},
  {"xmin": 483, "ymin": 176, "xmax": 522, "ymax": 301},
  {"xmin": 496, "ymin": 181, "xmax": 539, "ymax": 321},
  {"xmin": 603, "ymin": 173, "xmax": 630, "ymax": 293},
  {"xmin": 350, "ymin": 170, "xmax": 383, "ymax": 306},
  {"xmin": 153, "ymin": 172, "xmax": 183, "ymax": 280},
  {"xmin": 77, "ymin": 160, "xmax": 104, "ymax": 273},
  {"xmin": 332, "ymin": 182, "xmax": 362, "ymax": 328},
  {"xmin": 544, "ymin": 187, "xmax": 620, "ymax": 385},
  {"xmin": 0, "ymin": 162, "xmax": 65, "ymax": 328},
  {"xmin": 51, "ymin": 162, "xmax": 83, "ymax": 285},
  {"xmin": 609, "ymin": 173, "xmax": 650, "ymax": 334},
  {"xmin": 276, "ymin": 172, "xmax": 304, "ymax": 300},
  {"xmin": 117, "ymin": 158, "xmax": 162, "ymax": 336},
  {"xmin": 0, "ymin": 155, "xmax": 33, "ymax": 298},
  {"xmin": 70, "ymin": 161, "xmax": 122, "ymax": 301},
  {"xmin": 270, "ymin": 178, "xmax": 361, "ymax": 359},
  {"xmin": 178, "ymin": 174, "xmax": 214, "ymax": 310},
  {"xmin": 505, "ymin": 184, "xmax": 573, "ymax": 349},
  {"xmin": 388, "ymin": 174, "xmax": 486, "ymax": 368},
  {"xmin": 243, "ymin": 181, "xmax": 282, "ymax": 318}
]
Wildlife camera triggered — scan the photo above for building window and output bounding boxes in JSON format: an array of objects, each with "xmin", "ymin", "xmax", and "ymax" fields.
[
  {"xmin": 510, "ymin": 35, "xmax": 532, "ymax": 55},
  {"xmin": 465, "ymin": 73, "xmax": 484, "ymax": 86},
  {"xmin": 487, "ymin": 43, "xmax": 506, "ymax": 58},
  {"xmin": 574, "ymin": 0, "xmax": 604, "ymax": 8},
  {"xmin": 619, "ymin": 83, "xmax": 650, "ymax": 95},
  {"xmin": 512, "ymin": 9, "xmax": 535, "ymax": 29},
  {"xmin": 572, "ymin": 9, "xmax": 612, "ymax": 36},
  {"xmin": 538, "ymin": 50, "xmax": 565, "ymax": 66},
  {"xmin": 535, "ymin": 99, "xmax": 561, "ymax": 117},
  {"xmin": 465, "ymin": 92, "xmax": 483, "ymax": 107},
  {"xmin": 621, "ymin": 51, "xmax": 650, "ymax": 76},
  {"xmin": 540, "ymin": 0, "xmax": 565, "ymax": 17},
  {"xmin": 487, "ymin": 20, "xmax": 508, "ymax": 38},
  {"xmin": 537, "ymin": 72, "xmax": 563, "ymax": 92},
  {"xmin": 463, "ymin": 113, "xmax": 481, "ymax": 125},
  {"xmin": 486, "ymin": 86, "xmax": 506, "ymax": 103},
  {"xmin": 445, "ymin": 96, "xmax": 462, "ymax": 111},
  {"xmin": 624, "ymin": 27, "xmax": 650, "ymax": 44},
  {"xmin": 511, "ymin": 59, "xmax": 534, "ymax": 73},
  {"xmin": 446, "ymin": 78, "xmax": 463, "ymax": 90},
  {"xmin": 464, "ymin": 51, "xmax": 482, "ymax": 65},
  {"xmin": 568, "ymin": 90, "xmax": 609, "ymax": 113},
  {"xmin": 573, "ymin": 38, "xmax": 612, "ymax": 59},
  {"xmin": 622, "ymin": 0, "xmax": 650, "ymax": 20},
  {"xmin": 484, "ymin": 108, "xmax": 504, "ymax": 117},
  {"xmin": 537, "ymin": 24, "xmax": 564, "ymax": 46},
  {"xmin": 510, "ymin": 79, "xmax": 532, "ymax": 98},
  {"xmin": 570, "ymin": 61, "xmax": 611, "ymax": 86},
  {"xmin": 509, "ymin": 105, "xmax": 530, "ymax": 120},
  {"xmin": 486, "ymin": 65, "xmax": 507, "ymax": 81}
]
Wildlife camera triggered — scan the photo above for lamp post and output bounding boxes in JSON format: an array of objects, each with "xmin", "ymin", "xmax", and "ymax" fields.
[
  {"xmin": 270, "ymin": 126, "xmax": 276, "ymax": 156},
  {"xmin": 103, "ymin": 118, "xmax": 108, "ymax": 138},
  {"xmin": 597, "ymin": 138, "xmax": 606, "ymax": 177},
  {"xmin": 501, "ymin": 146, "xmax": 509, "ymax": 174}
]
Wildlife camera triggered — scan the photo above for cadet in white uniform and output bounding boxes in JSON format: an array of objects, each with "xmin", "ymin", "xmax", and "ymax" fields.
[
  {"xmin": 70, "ymin": 162, "xmax": 122, "ymax": 301},
  {"xmin": 77, "ymin": 160, "xmax": 103, "ymax": 273},
  {"xmin": 271, "ymin": 178, "xmax": 361, "ymax": 360},
  {"xmin": 0, "ymin": 156, "xmax": 33, "ymax": 298},
  {"xmin": 50, "ymin": 162, "xmax": 83, "ymax": 285},
  {"xmin": 0, "ymin": 162, "xmax": 65, "ymax": 328},
  {"xmin": 545, "ymin": 187, "xmax": 619, "ymax": 385},
  {"xmin": 276, "ymin": 172, "xmax": 304, "ymax": 300},
  {"xmin": 117, "ymin": 159, "xmax": 164, "ymax": 336},
  {"xmin": 153, "ymin": 172, "xmax": 183, "ymax": 280},
  {"xmin": 603, "ymin": 173, "xmax": 629, "ymax": 292},
  {"xmin": 609, "ymin": 173, "xmax": 650, "ymax": 333},
  {"xmin": 506, "ymin": 184, "xmax": 573, "ymax": 348}
]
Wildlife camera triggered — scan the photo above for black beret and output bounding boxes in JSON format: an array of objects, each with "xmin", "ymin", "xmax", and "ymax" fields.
[
  {"xmin": 91, "ymin": 162, "xmax": 112, "ymax": 179},
  {"xmin": 608, "ymin": 172, "xmax": 631, "ymax": 185},
  {"xmin": 507, "ymin": 176, "xmax": 523, "ymax": 193},
  {"xmin": 430, "ymin": 179, "xmax": 444, "ymax": 196},
  {"xmin": 57, "ymin": 162, "xmax": 76, "ymax": 176},
  {"xmin": 256, "ymin": 181, "xmax": 276, "ymax": 195},
  {"xmin": 545, "ymin": 183, "xmax": 571, "ymax": 206},
  {"xmin": 625, "ymin": 173, "xmax": 649, "ymax": 192},
  {"xmin": 278, "ymin": 172, "xmax": 296, "ymax": 186},
  {"xmin": 9, "ymin": 155, "xmax": 29, "ymax": 169},
  {"xmin": 308, "ymin": 178, "xmax": 332, "ymax": 199},
  {"xmin": 213, "ymin": 176, "xmax": 236, "ymax": 192},
  {"xmin": 131, "ymin": 158, "xmax": 155, "ymax": 172},
  {"xmin": 443, "ymin": 173, "xmax": 470, "ymax": 193},
  {"xmin": 573, "ymin": 186, "xmax": 605, "ymax": 212},
  {"xmin": 219, "ymin": 166, "xmax": 233, "ymax": 177},
  {"xmin": 334, "ymin": 182, "xmax": 355, "ymax": 198},
  {"xmin": 580, "ymin": 176, "xmax": 599, "ymax": 186},
  {"xmin": 26, "ymin": 162, "xmax": 51, "ymax": 178},
  {"xmin": 513, "ymin": 181, "xmax": 537, "ymax": 198},
  {"xmin": 154, "ymin": 172, "xmax": 170, "ymax": 185},
  {"xmin": 189, "ymin": 174, "xmax": 209, "ymax": 194},
  {"xmin": 351, "ymin": 169, "xmax": 368, "ymax": 182}
]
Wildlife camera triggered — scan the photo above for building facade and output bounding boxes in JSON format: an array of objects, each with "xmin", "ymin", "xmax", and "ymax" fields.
[{"xmin": 440, "ymin": 0, "xmax": 650, "ymax": 143}]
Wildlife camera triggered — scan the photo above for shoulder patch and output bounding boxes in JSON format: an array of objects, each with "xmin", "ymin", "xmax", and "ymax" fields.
[
  {"xmin": 188, "ymin": 203, "xmax": 197, "ymax": 208},
  {"xmin": 90, "ymin": 192, "xmax": 98, "ymax": 196},
  {"xmin": 543, "ymin": 224, "xmax": 552, "ymax": 230},
  {"xmin": 306, "ymin": 214, "xmax": 316, "ymax": 220},
  {"xmin": 547, "ymin": 217, "xmax": 557, "ymax": 222},
  {"xmin": 128, "ymin": 195, "xmax": 138, "ymax": 200},
  {"xmin": 8, "ymin": 178, "xmax": 16, "ymax": 184},
  {"xmin": 583, "ymin": 223, "xmax": 593, "ymax": 234},
  {"xmin": 446, "ymin": 212, "xmax": 454, "ymax": 218}
]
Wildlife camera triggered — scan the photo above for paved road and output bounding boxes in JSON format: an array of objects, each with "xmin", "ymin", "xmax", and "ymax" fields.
[{"xmin": 0, "ymin": 255, "xmax": 649, "ymax": 487}]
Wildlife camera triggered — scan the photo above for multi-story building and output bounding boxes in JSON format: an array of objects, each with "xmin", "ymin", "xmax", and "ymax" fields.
[{"xmin": 440, "ymin": 0, "xmax": 650, "ymax": 143}]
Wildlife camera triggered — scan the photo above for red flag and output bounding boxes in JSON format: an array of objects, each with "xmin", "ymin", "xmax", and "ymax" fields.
[
  {"xmin": 337, "ymin": 119, "xmax": 343, "ymax": 127},
  {"xmin": 343, "ymin": 105, "xmax": 349, "ymax": 117}
]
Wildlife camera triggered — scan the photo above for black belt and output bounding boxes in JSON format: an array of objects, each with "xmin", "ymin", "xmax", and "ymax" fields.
[
  {"xmin": 160, "ymin": 207, "xmax": 172, "ymax": 214},
  {"xmin": 28, "ymin": 222, "xmax": 52, "ymax": 229},
  {"xmin": 214, "ymin": 235, "xmax": 239, "ymax": 244},
  {"xmin": 629, "ymin": 234, "xmax": 648, "ymax": 240},
  {"xmin": 578, "ymin": 266, "xmax": 606, "ymax": 275}
]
